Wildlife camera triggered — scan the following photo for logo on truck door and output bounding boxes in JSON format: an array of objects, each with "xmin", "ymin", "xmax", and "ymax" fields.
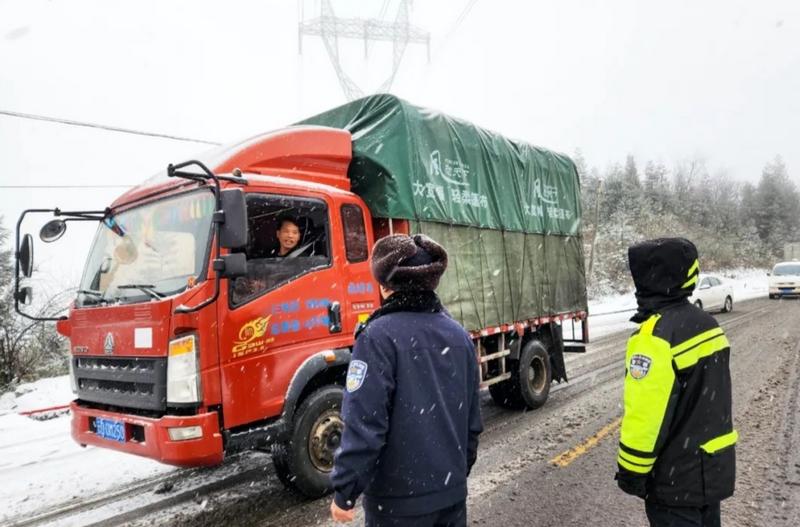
[{"xmin": 232, "ymin": 316, "xmax": 275, "ymax": 358}]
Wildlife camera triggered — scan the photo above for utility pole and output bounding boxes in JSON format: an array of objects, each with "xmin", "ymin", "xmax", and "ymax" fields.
[{"xmin": 298, "ymin": 0, "xmax": 431, "ymax": 101}]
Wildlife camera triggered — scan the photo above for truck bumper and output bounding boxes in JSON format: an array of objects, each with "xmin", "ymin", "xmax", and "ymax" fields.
[{"xmin": 70, "ymin": 401, "xmax": 224, "ymax": 467}]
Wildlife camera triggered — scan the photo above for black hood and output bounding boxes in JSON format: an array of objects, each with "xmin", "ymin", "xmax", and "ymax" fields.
[{"xmin": 628, "ymin": 238, "xmax": 700, "ymax": 323}]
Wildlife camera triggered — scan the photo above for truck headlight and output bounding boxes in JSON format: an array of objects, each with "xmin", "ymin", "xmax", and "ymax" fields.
[{"xmin": 167, "ymin": 335, "xmax": 201, "ymax": 404}]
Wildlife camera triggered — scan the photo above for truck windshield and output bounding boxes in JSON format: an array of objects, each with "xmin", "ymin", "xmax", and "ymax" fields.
[
  {"xmin": 77, "ymin": 190, "xmax": 215, "ymax": 306},
  {"xmin": 774, "ymin": 264, "xmax": 800, "ymax": 276}
]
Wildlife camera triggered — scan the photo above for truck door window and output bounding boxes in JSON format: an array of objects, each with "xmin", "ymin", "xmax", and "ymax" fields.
[
  {"xmin": 231, "ymin": 194, "xmax": 331, "ymax": 306},
  {"xmin": 341, "ymin": 204, "xmax": 368, "ymax": 263}
]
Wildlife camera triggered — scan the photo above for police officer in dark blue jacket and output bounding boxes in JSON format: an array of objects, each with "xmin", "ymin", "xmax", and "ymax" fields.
[{"xmin": 330, "ymin": 234, "xmax": 483, "ymax": 527}]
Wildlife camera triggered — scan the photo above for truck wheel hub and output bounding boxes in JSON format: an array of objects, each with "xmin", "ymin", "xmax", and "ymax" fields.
[
  {"xmin": 308, "ymin": 409, "xmax": 343, "ymax": 472},
  {"xmin": 527, "ymin": 356, "xmax": 546, "ymax": 393}
]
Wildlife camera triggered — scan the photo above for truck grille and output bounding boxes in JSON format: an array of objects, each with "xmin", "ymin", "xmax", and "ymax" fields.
[{"xmin": 74, "ymin": 356, "xmax": 167, "ymax": 412}]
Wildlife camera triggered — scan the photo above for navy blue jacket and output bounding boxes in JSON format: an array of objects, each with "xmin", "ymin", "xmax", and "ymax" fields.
[{"xmin": 331, "ymin": 310, "xmax": 483, "ymax": 516}]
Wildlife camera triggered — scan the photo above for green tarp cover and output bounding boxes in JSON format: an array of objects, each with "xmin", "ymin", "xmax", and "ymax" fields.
[
  {"xmin": 299, "ymin": 95, "xmax": 587, "ymax": 329},
  {"xmin": 411, "ymin": 222, "xmax": 586, "ymax": 329},
  {"xmin": 299, "ymin": 94, "xmax": 581, "ymax": 236}
]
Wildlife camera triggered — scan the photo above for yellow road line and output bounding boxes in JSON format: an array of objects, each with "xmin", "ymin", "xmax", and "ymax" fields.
[{"xmin": 549, "ymin": 417, "xmax": 622, "ymax": 468}]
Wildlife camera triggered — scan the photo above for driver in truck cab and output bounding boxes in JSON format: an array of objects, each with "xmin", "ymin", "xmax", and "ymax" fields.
[{"xmin": 270, "ymin": 214, "xmax": 301, "ymax": 257}]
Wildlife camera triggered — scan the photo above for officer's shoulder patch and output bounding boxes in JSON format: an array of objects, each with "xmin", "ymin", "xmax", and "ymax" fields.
[
  {"xmin": 629, "ymin": 354, "xmax": 652, "ymax": 380},
  {"xmin": 346, "ymin": 360, "xmax": 368, "ymax": 392}
]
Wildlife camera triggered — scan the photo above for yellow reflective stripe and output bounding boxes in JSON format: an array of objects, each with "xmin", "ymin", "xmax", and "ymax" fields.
[
  {"xmin": 687, "ymin": 259, "xmax": 699, "ymax": 277},
  {"xmin": 673, "ymin": 334, "xmax": 730, "ymax": 370},
  {"xmin": 618, "ymin": 456, "xmax": 653, "ymax": 474},
  {"xmin": 682, "ymin": 274, "xmax": 698, "ymax": 289},
  {"xmin": 618, "ymin": 448, "xmax": 655, "ymax": 467},
  {"xmin": 700, "ymin": 430, "xmax": 738, "ymax": 454},
  {"xmin": 620, "ymin": 329, "xmax": 674, "ymax": 455},
  {"xmin": 671, "ymin": 328, "xmax": 724, "ymax": 356}
]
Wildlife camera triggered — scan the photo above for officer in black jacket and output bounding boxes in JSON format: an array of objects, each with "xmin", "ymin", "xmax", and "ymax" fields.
[
  {"xmin": 330, "ymin": 234, "xmax": 483, "ymax": 527},
  {"xmin": 616, "ymin": 238, "xmax": 737, "ymax": 527}
]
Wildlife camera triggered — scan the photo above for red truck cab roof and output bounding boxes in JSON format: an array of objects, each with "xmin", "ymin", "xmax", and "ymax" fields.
[{"xmin": 110, "ymin": 126, "xmax": 353, "ymax": 209}]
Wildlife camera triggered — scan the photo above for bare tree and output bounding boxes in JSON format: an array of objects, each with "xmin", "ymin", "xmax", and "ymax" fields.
[{"xmin": 0, "ymin": 217, "xmax": 68, "ymax": 389}]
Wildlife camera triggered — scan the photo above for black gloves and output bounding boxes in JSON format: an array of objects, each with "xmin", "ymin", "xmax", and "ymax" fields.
[{"xmin": 615, "ymin": 471, "xmax": 648, "ymax": 498}]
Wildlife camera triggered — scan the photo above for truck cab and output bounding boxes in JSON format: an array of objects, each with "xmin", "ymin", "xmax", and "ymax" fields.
[{"xmin": 16, "ymin": 127, "xmax": 387, "ymax": 496}]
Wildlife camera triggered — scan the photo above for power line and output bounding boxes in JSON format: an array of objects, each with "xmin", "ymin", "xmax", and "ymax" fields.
[
  {"xmin": 0, "ymin": 110, "xmax": 222, "ymax": 146},
  {"xmin": 436, "ymin": 0, "xmax": 479, "ymax": 60},
  {"xmin": 452, "ymin": 0, "xmax": 479, "ymax": 30}
]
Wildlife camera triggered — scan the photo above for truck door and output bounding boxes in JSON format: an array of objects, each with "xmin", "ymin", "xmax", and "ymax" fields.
[
  {"xmin": 338, "ymin": 200, "xmax": 381, "ymax": 334},
  {"xmin": 217, "ymin": 192, "xmax": 346, "ymax": 429}
]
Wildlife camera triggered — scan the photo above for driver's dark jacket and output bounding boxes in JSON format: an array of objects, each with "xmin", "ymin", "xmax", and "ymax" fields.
[{"xmin": 619, "ymin": 301, "xmax": 737, "ymax": 505}]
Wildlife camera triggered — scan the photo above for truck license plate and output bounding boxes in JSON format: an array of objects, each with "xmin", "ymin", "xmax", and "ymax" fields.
[
  {"xmin": 95, "ymin": 417, "xmax": 126, "ymax": 443},
  {"xmin": 780, "ymin": 288, "xmax": 794, "ymax": 293}
]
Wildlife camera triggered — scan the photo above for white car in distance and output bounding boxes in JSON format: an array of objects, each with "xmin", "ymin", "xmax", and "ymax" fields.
[
  {"xmin": 768, "ymin": 261, "xmax": 800, "ymax": 299},
  {"xmin": 689, "ymin": 274, "xmax": 734, "ymax": 313}
]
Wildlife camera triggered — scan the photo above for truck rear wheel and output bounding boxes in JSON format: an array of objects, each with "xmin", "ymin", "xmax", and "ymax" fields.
[
  {"xmin": 271, "ymin": 385, "xmax": 343, "ymax": 497},
  {"xmin": 489, "ymin": 339, "xmax": 552, "ymax": 410},
  {"xmin": 516, "ymin": 339, "xmax": 552, "ymax": 409}
]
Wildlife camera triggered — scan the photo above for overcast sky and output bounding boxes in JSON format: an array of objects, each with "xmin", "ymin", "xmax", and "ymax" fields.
[{"xmin": 1, "ymin": 0, "xmax": 798, "ymax": 291}]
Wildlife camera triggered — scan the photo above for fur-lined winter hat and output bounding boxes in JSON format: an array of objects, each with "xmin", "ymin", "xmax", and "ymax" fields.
[{"xmin": 371, "ymin": 234, "xmax": 448, "ymax": 292}]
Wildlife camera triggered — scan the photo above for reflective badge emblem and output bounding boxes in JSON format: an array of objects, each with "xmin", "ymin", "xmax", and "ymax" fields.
[
  {"xmin": 629, "ymin": 354, "xmax": 652, "ymax": 380},
  {"xmin": 346, "ymin": 360, "xmax": 368, "ymax": 392}
]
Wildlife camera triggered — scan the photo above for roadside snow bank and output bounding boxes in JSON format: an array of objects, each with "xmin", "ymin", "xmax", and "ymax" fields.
[
  {"xmin": 0, "ymin": 375, "xmax": 72, "ymax": 416},
  {"xmin": 0, "ymin": 378, "xmax": 175, "ymax": 522}
]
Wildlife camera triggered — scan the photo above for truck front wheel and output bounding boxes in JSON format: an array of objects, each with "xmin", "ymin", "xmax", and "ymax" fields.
[{"xmin": 272, "ymin": 385, "xmax": 344, "ymax": 497}]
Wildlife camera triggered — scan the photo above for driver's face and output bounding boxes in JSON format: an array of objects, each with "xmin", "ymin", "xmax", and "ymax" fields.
[{"xmin": 277, "ymin": 222, "xmax": 300, "ymax": 253}]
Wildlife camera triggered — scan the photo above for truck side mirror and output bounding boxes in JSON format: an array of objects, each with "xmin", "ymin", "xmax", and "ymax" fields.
[
  {"xmin": 40, "ymin": 219, "xmax": 67, "ymax": 243},
  {"xmin": 219, "ymin": 189, "xmax": 247, "ymax": 249},
  {"xmin": 19, "ymin": 234, "xmax": 34, "ymax": 278},
  {"xmin": 15, "ymin": 286, "xmax": 33, "ymax": 306},
  {"xmin": 220, "ymin": 252, "xmax": 248, "ymax": 278}
]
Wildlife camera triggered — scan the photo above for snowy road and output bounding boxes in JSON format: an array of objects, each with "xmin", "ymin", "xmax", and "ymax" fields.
[
  {"xmin": 3, "ymin": 293, "xmax": 794, "ymax": 527},
  {"xmin": 126, "ymin": 297, "xmax": 799, "ymax": 527}
]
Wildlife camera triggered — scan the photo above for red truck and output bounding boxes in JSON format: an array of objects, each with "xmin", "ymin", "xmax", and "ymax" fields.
[{"xmin": 14, "ymin": 95, "xmax": 588, "ymax": 496}]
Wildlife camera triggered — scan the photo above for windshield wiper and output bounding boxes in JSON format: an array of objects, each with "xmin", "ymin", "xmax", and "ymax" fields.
[
  {"xmin": 116, "ymin": 284, "xmax": 164, "ymax": 300},
  {"xmin": 77, "ymin": 289, "xmax": 111, "ymax": 305}
]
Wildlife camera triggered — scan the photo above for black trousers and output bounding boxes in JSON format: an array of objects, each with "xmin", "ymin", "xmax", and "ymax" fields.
[
  {"xmin": 364, "ymin": 500, "xmax": 466, "ymax": 527},
  {"xmin": 645, "ymin": 500, "xmax": 721, "ymax": 527}
]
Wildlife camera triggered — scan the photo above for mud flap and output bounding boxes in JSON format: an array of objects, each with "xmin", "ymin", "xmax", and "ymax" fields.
[{"xmin": 543, "ymin": 323, "xmax": 568, "ymax": 383}]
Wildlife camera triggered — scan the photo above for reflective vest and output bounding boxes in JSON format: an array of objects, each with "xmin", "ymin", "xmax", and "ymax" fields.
[{"xmin": 619, "ymin": 302, "xmax": 737, "ymax": 505}]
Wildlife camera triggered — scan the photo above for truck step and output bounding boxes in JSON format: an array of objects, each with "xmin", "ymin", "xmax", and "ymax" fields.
[
  {"xmin": 480, "ymin": 372, "xmax": 512, "ymax": 389},
  {"xmin": 480, "ymin": 349, "xmax": 511, "ymax": 363}
]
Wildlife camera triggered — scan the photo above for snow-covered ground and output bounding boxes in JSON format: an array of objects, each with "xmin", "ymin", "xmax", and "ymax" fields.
[
  {"xmin": 0, "ymin": 268, "xmax": 770, "ymax": 521},
  {"xmin": 0, "ymin": 377, "xmax": 175, "ymax": 523}
]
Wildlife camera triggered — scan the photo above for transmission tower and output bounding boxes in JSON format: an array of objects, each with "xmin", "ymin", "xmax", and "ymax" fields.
[{"xmin": 298, "ymin": 0, "xmax": 431, "ymax": 101}]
